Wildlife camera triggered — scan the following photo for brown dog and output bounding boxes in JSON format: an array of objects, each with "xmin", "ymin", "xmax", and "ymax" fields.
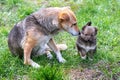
[
  {"xmin": 76, "ymin": 22, "xmax": 97, "ymax": 60},
  {"xmin": 8, "ymin": 7, "xmax": 80, "ymax": 68}
]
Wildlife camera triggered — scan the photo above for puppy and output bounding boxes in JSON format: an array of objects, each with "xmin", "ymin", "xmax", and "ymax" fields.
[
  {"xmin": 76, "ymin": 22, "xmax": 97, "ymax": 60},
  {"xmin": 8, "ymin": 7, "xmax": 80, "ymax": 68}
]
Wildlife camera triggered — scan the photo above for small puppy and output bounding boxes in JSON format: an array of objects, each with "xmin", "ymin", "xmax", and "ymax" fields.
[
  {"xmin": 8, "ymin": 7, "xmax": 80, "ymax": 68},
  {"xmin": 76, "ymin": 22, "xmax": 97, "ymax": 60}
]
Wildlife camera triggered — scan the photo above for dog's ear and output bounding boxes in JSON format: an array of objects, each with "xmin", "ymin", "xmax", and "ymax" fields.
[
  {"xmin": 59, "ymin": 12, "xmax": 70, "ymax": 22},
  {"xmin": 86, "ymin": 21, "xmax": 92, "ymax": 26},
  {"xmin": 94, "ymin": 27, "xmax": 98, "ymax": 35}
]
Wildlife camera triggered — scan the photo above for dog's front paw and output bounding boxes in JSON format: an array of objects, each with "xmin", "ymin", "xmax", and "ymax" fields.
[
  {"xmin": 47, "ymin": 53, "xmax": 53, "ymax": 59},
  {"xmin": 32, "ymin": 62, "xmax": 40, "ymax": 68},
  {"xmin": 58, "ymin": 57, "xmax": 66, "ymax": 63},
  {"xmin": 30, "ymin": 60, "xmax": 40, "ymax": 68}
]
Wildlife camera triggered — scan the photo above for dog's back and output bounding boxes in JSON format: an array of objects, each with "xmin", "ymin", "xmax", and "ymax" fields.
[{"xmin": 8, "ymin": 22, "xmax": 24, "ymax": 58}]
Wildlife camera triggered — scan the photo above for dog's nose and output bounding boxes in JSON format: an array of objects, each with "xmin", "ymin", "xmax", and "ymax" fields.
[{"xmin": 78, "ymin": 31, "xmax": 81, "ymax": 35}]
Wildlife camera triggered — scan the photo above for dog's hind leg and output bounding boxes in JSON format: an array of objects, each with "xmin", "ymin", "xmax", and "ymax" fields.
[
  {"xmin": 24, "ymin": 40, "xmax": 40, "ymax": 68},
  {"xmin": 23, "ymin": 30, "xmax": 41, "ymax": 68}
]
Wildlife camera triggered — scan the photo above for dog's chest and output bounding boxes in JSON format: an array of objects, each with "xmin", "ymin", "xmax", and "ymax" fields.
[
  {"xmin": 39, "ymin": 35, "xmax": 51, "ymax": 46},
  {"xmin": 32, "ymin": 35, "xmax": 52, "ymax": 55}
]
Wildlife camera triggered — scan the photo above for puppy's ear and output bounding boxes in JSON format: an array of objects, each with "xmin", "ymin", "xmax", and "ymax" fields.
[
  {"xmin": 59, "ymin": 12, "xmax": 70, "ymax": 22},
  {"xmin": 82, "ymin": 25, "xmax": 86, "ymax": 31},
  {"xmin": 82, "ymin": 21, "xmax": 92, "ymax": 30},
  {"xmin": 86, "ymin": 21, "xmax": 92, "ymax": 26},
  {"xmin": 94, "ymin": 27, "xmax": 98, "ymax": 35}
]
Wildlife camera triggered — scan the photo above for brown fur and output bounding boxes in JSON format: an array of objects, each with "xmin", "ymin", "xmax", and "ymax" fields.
[{"xmin": 8, "ymin": 7, "xmax": 80, "ymax": 68}]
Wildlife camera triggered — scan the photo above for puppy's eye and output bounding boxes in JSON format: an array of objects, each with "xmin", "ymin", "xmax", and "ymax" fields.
[
  {"xmin": 84, "ymin": 34, "xmax": 88, "ymax": 36},
  {"xmin": 91, "ymin": 34, "xmax": 94, "ymax": 36}
]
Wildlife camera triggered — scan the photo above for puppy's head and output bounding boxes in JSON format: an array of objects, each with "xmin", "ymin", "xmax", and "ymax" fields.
[
  {"xmin": 58, "ymin": 7, "xmax": 80, "ymax": 36},
  {"xmin": 81, "ymin": 22, "xmax": 97, "ymax": 41}
]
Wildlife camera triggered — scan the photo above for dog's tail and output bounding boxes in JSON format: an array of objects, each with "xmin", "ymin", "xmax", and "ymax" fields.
[
  {"xmin": 56, "ymin": 44, "xmax": 67, "ymax": 50},
  {"xmin": 46, "ymin": 44, "xmax": 67, "ymax": 51}
]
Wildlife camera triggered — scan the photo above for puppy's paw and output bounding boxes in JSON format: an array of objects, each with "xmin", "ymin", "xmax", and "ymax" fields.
[
  {"xmin": 88, "ymin": 57, "xmax": 93, "ymax": 61},
  {"xmin": 81, "ymin": 55, "xmax": 86, "ymax": 60},
  {"xmin": 58, "ymin": 57, "xmax": 66, "ymax": 63}
]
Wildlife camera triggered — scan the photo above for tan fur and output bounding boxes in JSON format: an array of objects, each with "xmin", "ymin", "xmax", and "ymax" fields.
[{"xmin": 8, "ymin": 7, "xmax": 80, "ymax": 68}]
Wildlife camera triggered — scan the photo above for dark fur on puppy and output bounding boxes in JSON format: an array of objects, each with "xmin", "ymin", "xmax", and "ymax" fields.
[{"xmin": 76, "ymin": 22, "xmax": 98, "ymax": 60}]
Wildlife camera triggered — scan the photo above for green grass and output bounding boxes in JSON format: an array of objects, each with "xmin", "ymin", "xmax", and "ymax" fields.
[{"xmin": 0, "ymin": 0, "xmax": 120, "ymax": 79}]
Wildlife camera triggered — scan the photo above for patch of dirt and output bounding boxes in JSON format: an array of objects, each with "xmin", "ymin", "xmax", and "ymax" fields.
[
  {"xmin": 68, "ymin": 68, "xmax": 106, "ymax": 80},
  {"xmin": 68, "ymin": 60, "xmax": 120, "ymax": 80}
]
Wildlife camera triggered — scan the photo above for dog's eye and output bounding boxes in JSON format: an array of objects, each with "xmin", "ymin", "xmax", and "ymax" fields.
[
  {"xmin": 73, "ymin": 23, "xmax": 77, "ymax": 26},
  {"xmin": 71, "ymin": 23, "xmax": 77, "ymax": 27}
]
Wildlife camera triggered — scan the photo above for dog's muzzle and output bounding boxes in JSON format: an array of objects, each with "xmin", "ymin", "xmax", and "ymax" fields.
[{"xmin": 71, "ymin": 31, "xmax": 80, "ymax": 36}]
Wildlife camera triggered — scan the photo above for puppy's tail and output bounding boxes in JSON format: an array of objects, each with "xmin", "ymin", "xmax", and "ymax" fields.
[{"xmin": 56, "ymin": 44, "xmax": 67, "ymax": 50}]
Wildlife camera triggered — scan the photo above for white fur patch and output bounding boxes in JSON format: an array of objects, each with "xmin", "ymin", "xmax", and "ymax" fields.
[
  {"xmin": 81, "ymin": 55, "xmax": 86, "ymax": 60},
  {"xmin": 52, "ymin": 19, "xmax": 58, "ymax": 26},
  {"xmin": 29, "ymin": 59, "xmax": 40, "ymax": 68},
  {"xmin": 77, "ymin": 42, "xmax": 96, "ymax": 52},
  {"xmin": 46, "ymin": 51, "xmax": 53, "ymax": 59}
]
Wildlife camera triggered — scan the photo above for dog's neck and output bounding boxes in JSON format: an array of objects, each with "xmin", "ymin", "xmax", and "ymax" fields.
[{"xmin": 32, "ymin": 14, "xmax": 60, "ymax": 35}]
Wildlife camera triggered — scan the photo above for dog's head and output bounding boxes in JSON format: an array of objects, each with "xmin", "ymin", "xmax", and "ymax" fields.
[
  {"xmin": 58, "ymin": 7, "xmax": 80, "ymax": 36},
  {"xmin": 81, "ymin": 22, "xmax": 97, "ymax": 41}
]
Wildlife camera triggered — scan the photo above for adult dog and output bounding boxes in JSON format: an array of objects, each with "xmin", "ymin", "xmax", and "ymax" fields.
[{"xmin": 8, "ymin": 7, "xmax": 80, "ymax": 68}]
